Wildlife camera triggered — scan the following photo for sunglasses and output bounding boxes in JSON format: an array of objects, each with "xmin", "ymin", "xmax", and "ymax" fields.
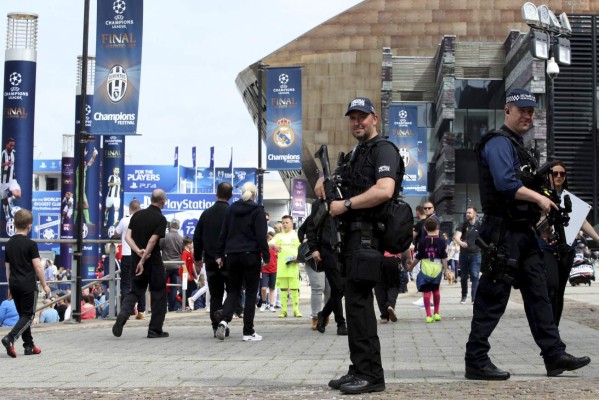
[
  {"xmin": 551, "ymin": 171, "xmax": 566, "ymax": 178},
  {"xmin": 424, "ymin": 207, "xmax": 433, "ymax": 210}
]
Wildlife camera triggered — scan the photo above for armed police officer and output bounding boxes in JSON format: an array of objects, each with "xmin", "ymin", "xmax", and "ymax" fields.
[
  {"xmin": 464, "ymin": 88, "xmax": 590, "ymax": 380},
  {"xmin": 315, "ymin": 97, "xmax": 402, "ymax": 395}
]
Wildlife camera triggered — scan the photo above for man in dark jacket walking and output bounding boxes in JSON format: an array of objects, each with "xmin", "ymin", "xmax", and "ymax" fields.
[
  {"xmin": 215, "ymin": 182, "xmax": 269, "ymax": 342},
  {"xmin": 193, "ymin": 182, "xmax": 233, "ymax": 337}
]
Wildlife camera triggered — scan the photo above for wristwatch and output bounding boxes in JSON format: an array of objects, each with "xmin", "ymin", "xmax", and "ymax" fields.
[{"xmin": 344, "ymin": 198, "xmax": 352, "ymax": 210}]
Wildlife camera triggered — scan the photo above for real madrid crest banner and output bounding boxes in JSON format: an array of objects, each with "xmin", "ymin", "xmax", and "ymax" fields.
[
  {"xmin": 266, "ymin": 67, "xmax": 302, "ymax": 170},
  {"xmin": 387, "ymin": 105, "xmax": 428, "ymax": 197},
  {"xmin": 91, "ymin": 0, "xmax": 143, "ymax": 135}
]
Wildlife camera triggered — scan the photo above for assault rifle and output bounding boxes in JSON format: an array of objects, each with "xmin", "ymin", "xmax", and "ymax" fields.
[
  {"xmin": 535, "ymin": 163, "xmax": 572, "ymax": 260},
  {"xmin": 314, "ymin": 145, "xmax": 344, "ymax": 253}
]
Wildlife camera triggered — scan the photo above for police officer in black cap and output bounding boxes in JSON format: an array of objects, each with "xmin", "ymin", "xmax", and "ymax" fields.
[
  {"xmin": 464, "ymin": 88, "xmax": 591, "ymax": 380},
  {"xmin": 315, "ymin": 97, "xmax": 402, "ymax": 394}
]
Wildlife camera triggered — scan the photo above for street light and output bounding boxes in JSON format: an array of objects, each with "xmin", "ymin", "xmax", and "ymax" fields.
[{"xmin": 521, "ymin": 2, "xmax": 573, "ymax": 161}]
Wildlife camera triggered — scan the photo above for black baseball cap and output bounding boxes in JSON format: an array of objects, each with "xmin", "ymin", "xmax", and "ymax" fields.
[
  {"xmin": 505, "ymin": 88, "xmax": 538, "ymax": 108},
  {"xmin": 345, "ymin": 97, "xmax": 376, "ymax": 116}
]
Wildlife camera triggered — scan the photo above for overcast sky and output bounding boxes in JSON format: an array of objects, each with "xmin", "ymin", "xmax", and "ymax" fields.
[{"xmin": 0, "ymin": 0, "xmax": 363, "ymax": 170}]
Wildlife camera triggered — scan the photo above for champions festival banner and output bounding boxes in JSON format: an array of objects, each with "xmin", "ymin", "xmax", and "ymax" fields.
[
  {"xmin": 265, "ymin": 67, "xmax": 302, "ymax": 170},
  {"xmin": 91, "ymin": 0, "xmax": 143, "ymax": 135},
  {"xmin": 387, "ymin": 105, "xmax": 428, "ymax": 197}
]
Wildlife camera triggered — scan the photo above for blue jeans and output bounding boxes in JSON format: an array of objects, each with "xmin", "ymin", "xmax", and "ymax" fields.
[{"xmin": 460, "ymin": 252, "xmax": 481, "ymax": 300}]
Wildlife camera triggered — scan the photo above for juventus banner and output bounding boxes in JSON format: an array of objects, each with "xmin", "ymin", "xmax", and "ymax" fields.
[
  {"xmin": 0, "ymin": 60, "xmax": 36, "ymax": 231},
  {"xmin": 92, "ymin": 0, "xmax": 144, "ymax": 135},
  {"xmin": 266, "ymin": 67, "xmax": 302, "ymax": 170},
  {"xmin": 387, "ymin": 105, "xmax": 428, "ymax": 196},
  {"xmin": 101, "ymin": 135, "xmax": 125, "ymax": 238}
]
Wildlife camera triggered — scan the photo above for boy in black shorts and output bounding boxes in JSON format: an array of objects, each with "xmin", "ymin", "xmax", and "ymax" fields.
[{"xmin": 2, "ymin": 209, "xmax": 51, "ymax": 358}]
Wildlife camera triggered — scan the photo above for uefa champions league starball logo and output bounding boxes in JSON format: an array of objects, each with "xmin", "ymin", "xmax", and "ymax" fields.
[
  {"xmin": 108, "ymin": 226, "xmax": 116, "ymax": 237},
  {"xmin": 9, "ymin": 72, "xmax": 21, "ymax": 87},
  {"xmin": 113, "ymin": 0, "xmax": 126, "ymax": 14},
  {"xmin": 85, "ymin": 104, "xmax": 91, "ymax": 116},
  {"xmin": 278, "ymin": 74, "xmax": 289, "ymax": 85},
  {"xmin": 83, "ymin": 224, "xmax": 89, "ymax": 239},
  {"xmin": 398, "ymin": 110, "xmax": 408, "ymax": 119}
]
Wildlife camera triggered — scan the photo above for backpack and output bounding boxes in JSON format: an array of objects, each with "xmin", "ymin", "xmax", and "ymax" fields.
[{"xmin": 377, "ymin": 198, "xmax": 414, "ymax": 254}]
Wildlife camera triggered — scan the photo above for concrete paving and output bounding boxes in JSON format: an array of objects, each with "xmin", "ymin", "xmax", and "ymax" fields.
[{"xmin": 1, "ymin": 277, "xmax": 598, "ymax": 399}]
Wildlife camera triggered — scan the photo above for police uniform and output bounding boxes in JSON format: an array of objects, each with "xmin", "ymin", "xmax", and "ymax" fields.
[
  {"xmin": 338, "ymin": 135, "xmax": 401, "ymax": 387},
  {"xmin": 465, "ymin": 92, "xmax": 590, "ymax": 379}
]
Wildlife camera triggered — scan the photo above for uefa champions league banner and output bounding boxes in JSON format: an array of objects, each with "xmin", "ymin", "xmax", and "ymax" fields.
[
  {"xmin": 59, "ymin": 154, "xmax": 75, "ymax": 269},
  {"xmin": 101, "ymin": 136, "xmax": 125, "ymax": 238},
  {"xmin": 74, "ymin": 93, "xmax": 102, "ymax": 279},
  {"xmin": 92, "ymin": 0, "xmax": 143, "ymax": 135},
  {"xmin": 195, "ymin": 166, "xmax": 214, "ymax": 193},
  {"xmin": 1, "ymin": 60, "xmax": 36, "ymax": 234},
  {"xmin": 387, "ymin": 105, "xmax": 428, "ymax": 197},
  {"xmin": 233, "ymin": 168, "xmax": 256, "ymax": 193},
  {"xmin": 214, "ymin": 168, "xmax": 256, "ymax": 193},
  {"xmin": 266, "ymin": 67, "xmax": 302, "ymax": 170},
  {"xmin": 291, "ymin": 178, "xmax": 307, "ymax": 218}
]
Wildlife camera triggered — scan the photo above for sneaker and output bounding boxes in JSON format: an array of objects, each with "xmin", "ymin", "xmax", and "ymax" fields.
[
  {"xmin": 260, "ymin": 303, "xmax": 267, "ymax": 312},
  {"xmin": 2, "ymin": 336, "xmax": 16, "ymax": 358},
  {"xmin": 293, "ymin": 309, "xmax": 303, "ymax": 318},
  {"xmin": 216, "ymin": 321, "xmax": 228, "ymax": 341},
  {"xmin": 278, "ymin": 310, "xmax": 287, "ymax": 318},
  {"xmin": 269, "ymin": 305, "xmax": 276, "ymax": 312},
  {"xmin": 425, "ymin": 316, "xmax": 434, "ymax": 323},
  {"xmin": 242, "ymin": 333, "xmax": 263, "ymax": 342},
  {"xmin": 460, "ymin": 296, "xmax": 467, "ymax": 304},
  {"xmin": 387, "ymin": 306, "xmax": 398, "ymax": 322},
  {"xmin": 213, "ymin": 327, "xmax": 230, "ymax": 338},
  {"xmin": 187, "ymin": 298, "xmax": 195, "ymax": 310},
  {"xmin": 380, "ymin": 318, "xmax": 389, "ymax": 324},
  {"xmin": 24, "ymin": 345, "xmax": 41, "ymax": 355},
  {"xmin": 136, "ymin": 312, "xmax": 145, "ymax": 320},
  {"xmin": 412, "ymin": 297, "xmax": 424, "ymax": 306},
  {"xmin": 433, "ymin": 313, "xmax": 442, "ymax": 321}
]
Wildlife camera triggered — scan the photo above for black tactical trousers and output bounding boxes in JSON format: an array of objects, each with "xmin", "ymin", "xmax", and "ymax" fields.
[
  {"xmin": 342, "ymin": 230, "xmax": 384, "ymax": 384},
  {"xmin": 465, "ymin": 225, "xmax": 566, "ymax": 368}
]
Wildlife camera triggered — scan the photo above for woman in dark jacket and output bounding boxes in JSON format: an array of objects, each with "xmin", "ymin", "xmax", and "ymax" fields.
[
  {"xmin": 540, "ymin": 160, "xmax": 599, "ymax": 326},
  {"xmin": 215, "ymin": 182, "xmax": 269, "ymax": 342}
]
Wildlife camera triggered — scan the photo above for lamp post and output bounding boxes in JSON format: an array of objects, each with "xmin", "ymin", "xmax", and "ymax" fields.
[
  {"xmin": 521, "ymin": 3, "xmax": 572, "ymax": 162},
  {"xmin": 257, "ymin": 63, "xmax": 267, "ymax": 205}
]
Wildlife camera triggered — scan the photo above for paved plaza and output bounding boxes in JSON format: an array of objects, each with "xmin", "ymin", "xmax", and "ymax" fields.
[{"xmin": 1, "ymin": 278, "xmax": 598, "ymax": 399}]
